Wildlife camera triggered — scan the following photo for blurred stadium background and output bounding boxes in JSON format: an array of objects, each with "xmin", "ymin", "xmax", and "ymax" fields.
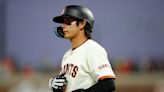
[{"xmin": 0, "ymin": 0, "xmax": 164, "ymax": 92}]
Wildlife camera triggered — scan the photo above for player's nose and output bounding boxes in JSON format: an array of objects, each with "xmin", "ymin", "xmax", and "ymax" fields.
[{"xmin": 61, "ymin": 24, "xmax": 67, "ymax": 28}]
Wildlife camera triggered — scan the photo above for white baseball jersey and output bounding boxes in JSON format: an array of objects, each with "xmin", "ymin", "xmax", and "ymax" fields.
[{"xmin": 60, "ymin": 39, "xmax": 115, "ymax": 92}]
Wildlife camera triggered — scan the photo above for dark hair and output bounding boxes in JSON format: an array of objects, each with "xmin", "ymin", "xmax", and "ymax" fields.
[{"xmin": 76, "ymin": 20, "xmax": 92, "ymax": 39}]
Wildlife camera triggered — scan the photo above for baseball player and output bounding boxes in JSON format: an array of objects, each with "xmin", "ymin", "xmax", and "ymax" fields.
[{"xmin": 49, "ymin": 5, "xmax": 116, "ymax": 92}]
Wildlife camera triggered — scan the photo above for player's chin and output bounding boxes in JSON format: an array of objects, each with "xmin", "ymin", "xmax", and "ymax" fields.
[
  {"xmin": 64, "ymin": 35, "xmax": 73, "ymax": 39},
  {"xmin": 63, "ymin": 34, "xmax": 68, "ymax": 38}
]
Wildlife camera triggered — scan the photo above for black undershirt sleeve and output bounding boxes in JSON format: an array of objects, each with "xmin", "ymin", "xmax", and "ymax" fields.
[{"xmin": 72, "ymin": 78, "xmax": 116, "ymax": 92}]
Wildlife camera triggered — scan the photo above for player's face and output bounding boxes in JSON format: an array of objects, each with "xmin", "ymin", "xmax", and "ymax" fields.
[{"xmin": 61, "ymin": 18, "xmax": 81, "ymax": 39}]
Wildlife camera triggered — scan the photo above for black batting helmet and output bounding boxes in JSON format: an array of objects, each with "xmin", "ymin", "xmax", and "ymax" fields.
[{"xmin": 53, "ymin": 5, "xmax": 94, "ymax": 30}]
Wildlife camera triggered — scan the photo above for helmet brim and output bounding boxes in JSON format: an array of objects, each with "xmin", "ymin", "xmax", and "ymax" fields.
[
  {"xmin": 53, "ymin": 15, "xmax": 78, "ymax": 23},
  {"xmin": 53, "ymin": 15, "xmax": 64, "ymax": 23}
]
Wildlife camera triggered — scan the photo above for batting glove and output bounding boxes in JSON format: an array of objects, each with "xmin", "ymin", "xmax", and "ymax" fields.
[{"xmin": 49, "ymin": 74, "xmax": 67, "ymax": 90}]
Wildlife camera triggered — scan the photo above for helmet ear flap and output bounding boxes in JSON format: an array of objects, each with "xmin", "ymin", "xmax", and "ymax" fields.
[{"xmin": 54, "ymin": 26, "xmax": 64, "ymax": 38}]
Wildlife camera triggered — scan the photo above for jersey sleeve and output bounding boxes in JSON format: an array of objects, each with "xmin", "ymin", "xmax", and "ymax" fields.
[{"xmin": 87, "ymin": 46, "xmax": 115, "ymax": 81}]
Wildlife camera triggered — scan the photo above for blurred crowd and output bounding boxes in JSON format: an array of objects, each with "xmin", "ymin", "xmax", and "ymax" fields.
[
  {"xmin": 0, "ymin": 56, "xmax": 52, "ymax": 92},
  {"xmin": 110, "ymin": 56, "xmax": 164, "ymax": 74},
  {"xmin": 0, "ymin": 56, "xmax": 164, "ymax": 92}
]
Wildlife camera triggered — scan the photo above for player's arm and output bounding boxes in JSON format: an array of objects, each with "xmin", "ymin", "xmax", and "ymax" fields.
[
  {"xmin": 73, "ymin": 44, "xmax": 116, "ymax": 92},
  {"xmin": 72, "ymin": 78, "xmax": 115, "ymax": 92}
]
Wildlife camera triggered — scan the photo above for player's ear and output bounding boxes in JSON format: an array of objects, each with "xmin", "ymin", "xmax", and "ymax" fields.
[{"xmin": 79, "ymin": 20, "xmax": 86, "ymax": 30}]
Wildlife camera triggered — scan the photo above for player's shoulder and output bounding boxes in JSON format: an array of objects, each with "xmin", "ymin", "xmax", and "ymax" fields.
[
  {"xmin": 85, "ymin": 39, "xmax": 106, "ymax": 53},
  {"xmin": 86, "ymin": 39, "xmax": 104, "ymax": 49}
]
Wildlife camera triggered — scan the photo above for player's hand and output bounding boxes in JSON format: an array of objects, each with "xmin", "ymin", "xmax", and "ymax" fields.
[{"xmin": 49, "ymin": 74, "xmax": 67, "ymax": 90}]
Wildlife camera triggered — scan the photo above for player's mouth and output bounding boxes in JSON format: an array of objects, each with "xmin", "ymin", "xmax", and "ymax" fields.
[{"xmin": 63, "ymin": 30, "xmax": 69, "ymax": 35}]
